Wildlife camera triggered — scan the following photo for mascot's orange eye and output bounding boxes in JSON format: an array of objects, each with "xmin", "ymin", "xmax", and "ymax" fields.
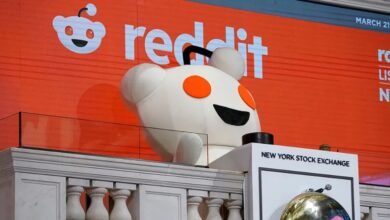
[
  {"xmin": 86, "ymin": 29, "xmax": 94, "ymax": 39},
  {"xmin": 65, "ymin": 26, "xmax": 73, "ymax": 36},
  {"xmin": 183, "ymin": 75, "xmax": 211, "ymax": 98},
  {"xmin": 238, "ymin": 84, "xmax": 256, "ymax": 109}
]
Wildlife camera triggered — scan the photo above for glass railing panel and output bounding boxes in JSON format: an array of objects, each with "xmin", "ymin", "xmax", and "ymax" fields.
[
  {"xmin": 20, "ymin": 113, "xmax": 141, "ymax": 158},
  {"xmin": 15, "ymin": 112, "xmax": 208, "ymax": 165}
]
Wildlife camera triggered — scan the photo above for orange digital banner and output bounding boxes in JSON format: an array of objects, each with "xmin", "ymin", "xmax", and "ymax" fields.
[{"xmin": 0, "ymin": 0, "xmax": 389, "ymax": 185}]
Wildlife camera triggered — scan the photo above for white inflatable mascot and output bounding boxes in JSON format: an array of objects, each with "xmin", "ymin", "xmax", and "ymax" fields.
[{"xmin": 121, "ymin": 46, "xmax": 260, "ymax": 165}]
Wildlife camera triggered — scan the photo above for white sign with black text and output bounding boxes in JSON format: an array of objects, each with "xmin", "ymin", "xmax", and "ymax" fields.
[{"xmin": 210, "ymin": 143, "xmax": 360, "ymax": 220}]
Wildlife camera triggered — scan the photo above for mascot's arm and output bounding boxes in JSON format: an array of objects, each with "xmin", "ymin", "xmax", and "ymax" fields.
[{"xmin": 174, "ymin": 133, "xmax": 203, "ymax": 165}]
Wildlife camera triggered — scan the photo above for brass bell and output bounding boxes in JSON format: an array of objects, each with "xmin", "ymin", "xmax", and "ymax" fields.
[{"xmin": 280, "ymin": 192, "xmax": 351, "ymax": 220}]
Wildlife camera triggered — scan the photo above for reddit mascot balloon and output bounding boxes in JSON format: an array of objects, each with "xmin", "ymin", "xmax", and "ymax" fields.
[{"xmin": 121, "ymin": 46, "xmax": 260, "ymax": 165}]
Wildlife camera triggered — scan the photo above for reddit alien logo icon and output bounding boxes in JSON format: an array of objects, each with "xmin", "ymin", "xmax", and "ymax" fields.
[{"xmin": 52, "ymin": 3, "xmax": 106, "ymax": 54}]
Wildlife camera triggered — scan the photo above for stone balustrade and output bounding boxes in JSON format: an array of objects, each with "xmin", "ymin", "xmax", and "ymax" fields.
[
  {"xmin": 0, "ymin": 147, "xmax": 389, "ymax": 220},
  {"xmin": 65, "ymin": 178, "xmax": 243, "ymax": 220},
  {"xmin": 0, "ymin": 148, "xmax": 244, "ymax": 220}
]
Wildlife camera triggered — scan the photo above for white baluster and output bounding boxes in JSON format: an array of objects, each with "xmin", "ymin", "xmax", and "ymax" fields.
[
  {"xmin": 110, "ymin": 189, "xmax": 132, "ymax": 220},
  {"xmin": 67, "ymin": 186, "xmax": 85, "ymax": 220},
  {"xmin": 361, "ymin": 212, "xmax": 369, "ymax": 220},
  {"xmin": 86, "ymin": 187, "xmax": 109, "ymax": 220},
  {"xmin": 206, "ymin": 198, "xmax": 223, "ymax": 220},
  {"xmin": 226, "ymin": 200, "xmax": 242, "ymax": 220},
  {"xmin": 360, "ymin": 206, "xmax": 370, "ymax": 220},
  {"xmin": 187, "ymin": 196, "xmax": 202, "ymax": 220}
]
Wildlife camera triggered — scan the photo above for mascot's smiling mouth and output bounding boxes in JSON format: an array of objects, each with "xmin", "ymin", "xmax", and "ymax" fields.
[
  {"xmin": 213, "ymin": 104, "xmax": 250, "ymax": 126},
  {"xmin": 72, "ymin": 39, "xmax": 88, "ymax": 47}
]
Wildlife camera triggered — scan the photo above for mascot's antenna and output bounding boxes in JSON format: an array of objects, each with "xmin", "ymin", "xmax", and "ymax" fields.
[
  {"xmin": 183, "ymin": 45, "xmax": 213, "ymax": 65},
  {"xmin": 78, "ymin": 7, "xmax": 88, "ymax": 17}
]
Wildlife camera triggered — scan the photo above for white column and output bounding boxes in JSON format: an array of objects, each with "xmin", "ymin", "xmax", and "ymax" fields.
[
  {"xmin": 86, "ymin": 187, "xmax": 109, "ymax": 220},
  {"xmin": 187, "ymin": 196, "xmax": 202, "ymax": 220},
  {"xmin": 206, "ymin": 198, "xmax": 223, "ymax": 220},
  {"xmin": 110, "ymin": 189, "xmax": 132, "ymax": 220},
  {"xmin": 129, "ymin": 185, "xmax": 186, "ymax": 220},
  {"xmin": 67, "ymin": 186, "xmax": 85, "ymax": 220},
  {"xmin": 225, "ymin": 200, "xmax": 242, "ymax": 220},
  {"xmin": 14, "ymin": 173, "xmax": 67, "ymax": 220}
]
